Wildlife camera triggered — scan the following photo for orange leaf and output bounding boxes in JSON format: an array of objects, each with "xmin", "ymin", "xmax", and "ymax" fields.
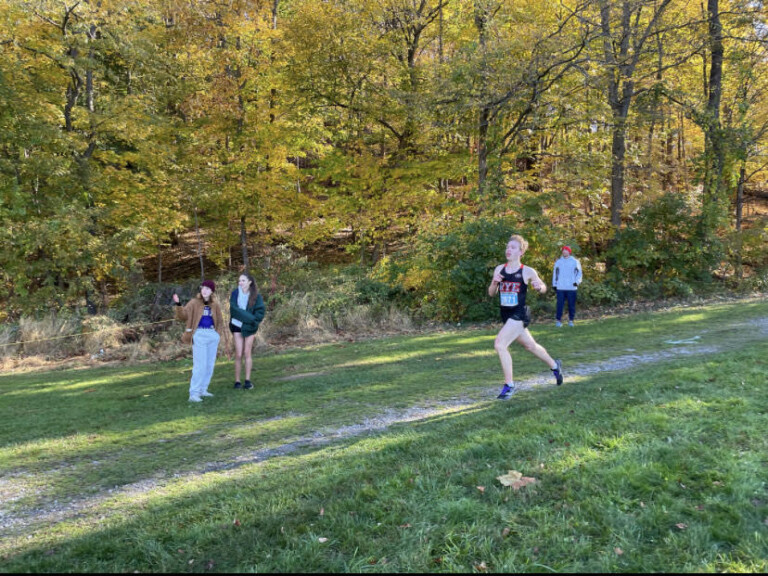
[
  {"xmin": 399, "ymin": 523, "xmax": 412, "ymax": 528},
  {"xmin": 232, "ymin": 519, "xmax": 241, "ymax": 527},
  {"xmin": 476, "ymin": 486, "xmax": 485, "ymax": 493},
  {"xmin": 675, "ymin": 523, "xmax": 687, "ymax": 530},
  {"xmin": 511, "ymin": 477, "xmax": 538, "ymax": 491},
  {"xmin": 502, "ymin": 528, "xmax": 510, "ymax": 537},
  {"xmin": 319, "ymin": 507, "xmax": 324, "ymax": 517},
  {"xmin": 614, "ymin": 547, "xmax": 623, "ymax": 555},
  {"xmin": 475, "ymin": 561, "xmax": 488, "ymax": 572}
]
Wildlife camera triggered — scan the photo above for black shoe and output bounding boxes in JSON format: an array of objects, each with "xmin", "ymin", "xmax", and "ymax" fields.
[
  {"xmin": 552, "ymin": 359, "xmax": 564, "ymax": 386},
  {"xmin": 497, "ymin": 383, "xmax": 515, "ymax": 399},
  {"xmin": 234, "ymin": 381, "xmax": 242, "ymax": 389},
  {"xmin": 243, "ymin": 380, "xmax": 253, "ymax": 390}
]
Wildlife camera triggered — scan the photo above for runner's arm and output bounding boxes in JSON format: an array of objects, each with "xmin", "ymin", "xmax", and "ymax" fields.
[
  {"xmin": 525, "ymin": 267, "xmax": 547, "ymax": 294},
  {"xmin": 489, "ymin": 265, "xmax": 504, "ymax": 297}
]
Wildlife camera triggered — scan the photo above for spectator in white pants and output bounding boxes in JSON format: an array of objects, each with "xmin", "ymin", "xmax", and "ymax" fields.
[
  {"xmin": 189, "ymin": 327, "xmax": 220, "ymax": 400},
  {"xmin": 173, "ymin": 280, "xmax": 231, "ymax": 402}
]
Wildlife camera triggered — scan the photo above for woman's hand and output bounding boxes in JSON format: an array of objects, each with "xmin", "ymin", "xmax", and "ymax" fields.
[{"xmin": 172, "ymin": 293, "xmax": 179, "ymax": 304}]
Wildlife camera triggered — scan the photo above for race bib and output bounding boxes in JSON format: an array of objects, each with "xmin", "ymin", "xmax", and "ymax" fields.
[{"xmin": 500, "ymin": 281, "xmax": 520, "ymax": 307}]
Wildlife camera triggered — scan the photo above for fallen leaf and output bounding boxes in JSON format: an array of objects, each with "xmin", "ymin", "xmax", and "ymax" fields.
[
  {"xmin": 614, "ymin": 547, "xmax": 623, "ymax": 556},
  {"xmin": 675, "ymin": 523, "xmax": 687, "ymax": 530},
  {"xmin": 713, "ymin": 481, "xmax": 724, "ymax": 486},
  {"xmin": 496, "ymin": 471, "xmax": 523, "ymax": 486},
  {"xmin": 319, "ymin": 507, "xmax": 324, "ymax": 517},
  {"xmin": 476, "ymin": 486, "xmax": 486, "ymax": 493},
  {"xmin": 177, "ymin": 549, "xmax": 184, "ymax": 554},
  {"xmin": 474, "ymin": 561, "xmax": 488, "ymax": 572},
  {"xmin": 502, "ymin": 528, "xmax": 510, "ymax": 537},
  {"xmin": 498, "ymin": 470, "xmax": 537, "ymax": 490},
  {"xmin": 318, "ymin": 537, "xmax": 328, "ymax": 543},
  {"xmin": 233, "ymin": 519, "xmax": 241, "ymax": 527},
  {"xmin": 640, "ymin": 502, "xmax": 645, "ymax": 508},
  {"xmin": 511, "ymin": 477, "xmax": 537, "ymax": 490},
  {"xmin": 205, "ymin": 560, "xmax": 215, "ymax": 570},
  {"xmin": 696, "ymin": 505, "xmax": 705, "ymax": 511},
  {"xmin": 399, "ymin": 523, "xmax": 412, "ymax": 529},
  {"xmin": 188, "ymin": 560, "xmax": 195, "ymax": 565}
]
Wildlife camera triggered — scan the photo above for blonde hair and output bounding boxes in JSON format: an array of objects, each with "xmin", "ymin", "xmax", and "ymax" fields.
[{"xmin": 508, "ymin": 234, "xmax": 528, "ymax": 255}]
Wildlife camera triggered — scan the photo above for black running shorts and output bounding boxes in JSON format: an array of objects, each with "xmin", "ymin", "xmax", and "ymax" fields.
[{"xmin": 500, "ymin": 305, "xmax": 531, "ymax": 328}]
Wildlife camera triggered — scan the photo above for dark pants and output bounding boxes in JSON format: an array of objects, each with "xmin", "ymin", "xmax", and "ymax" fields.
[{"xmin": 556, "ymin": 289, "xmax": 577, "ymax": 321}]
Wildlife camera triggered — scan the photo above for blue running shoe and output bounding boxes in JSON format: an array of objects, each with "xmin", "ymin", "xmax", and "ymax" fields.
[
  {"xmin": 552, "ymin": 359, "xmax": 563, "ymax": 386},
  {"xmin": 243, "ymin": 380, "xmax": 254, "ymax": 390},
  {"xmin": 497, "ymin": 383, "xmax": 515, "ymax": 399},
  {"xmin": 234, "ymin": 381, "xmax": 242, "ymax": 389}
]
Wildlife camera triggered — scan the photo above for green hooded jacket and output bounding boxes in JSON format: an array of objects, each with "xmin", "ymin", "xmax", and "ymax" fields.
[{"xmin": 229, "ymin": 289, "xmax": 266, "ymax": 338}]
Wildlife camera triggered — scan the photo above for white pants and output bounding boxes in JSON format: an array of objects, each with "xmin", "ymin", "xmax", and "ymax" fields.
[{"xmin": 189, "ymin": 328, "xmax": 220, "ymax": 398}]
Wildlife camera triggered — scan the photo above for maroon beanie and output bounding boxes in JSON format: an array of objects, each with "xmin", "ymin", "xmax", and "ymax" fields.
[{"xmin": 201, "ymin": 280, "xmax": 216, "ymax": 292}]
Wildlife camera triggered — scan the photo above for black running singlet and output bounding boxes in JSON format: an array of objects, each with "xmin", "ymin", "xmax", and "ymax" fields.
[{"xmin": 498, "ymin": 265, "xmax": 527, "ymax": 312}]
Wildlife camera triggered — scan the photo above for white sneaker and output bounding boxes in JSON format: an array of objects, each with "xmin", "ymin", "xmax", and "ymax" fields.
[
  {"xmin": 568, "ymin": 321, "xmax": 574, "ymax": 327},
  {"xmin": 189, "ymin": 396, "xmax": 203, "ymax": 402},
  {"xmin": 555, "ymin": 321, "xmax": 562, "ymax": 328},
  {"xmin": 200, "ymin": 392, "xmax": 214, "ymax": 397}
]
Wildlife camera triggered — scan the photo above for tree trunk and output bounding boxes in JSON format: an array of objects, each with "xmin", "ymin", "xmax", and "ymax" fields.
[
  {"xmin": 609, "ymin": 115, "xmax": 627, "ymax": 228},
  {"xmin": 157, "ymin": 244, "xmax": 162, "ymax": 283},
  {"xmin": 735, "ymin": 163, "xmax": 745, "ymax": 280},
  {"xmin": 478, "ymin": 106, "xmax": 490, "ymax": 195},
  {"xmin": 241, "ymin": 215, "xmax": 250, "ymax": 273},
  {"xmin": 474, "ymin": 1, "xmax": 491, "ymax": 197},
  {"xmin": 194, "ymin": 207, "xmax": 205, "ymax": 282},
  {"xmin": 703, "ymin": 0, "xmax": 724, "ymax": 218}
]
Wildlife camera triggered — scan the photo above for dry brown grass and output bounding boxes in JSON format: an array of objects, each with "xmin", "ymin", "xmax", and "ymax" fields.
[
  {"xmin": 0, "ymin": 300, "xmax": 419, "ymax": 373},
  {"xmin": 0, "ymin": 324, "xmax": 19, "ymax": 360},
  {"xmin": 18, "ymin": 316, "xmax": 83, "ymax": 358}
]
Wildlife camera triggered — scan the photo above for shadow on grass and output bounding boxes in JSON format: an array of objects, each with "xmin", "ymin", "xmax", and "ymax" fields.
[{"xmin": 4, "ymin": 341, "xmax": 768, "ymax": 572}]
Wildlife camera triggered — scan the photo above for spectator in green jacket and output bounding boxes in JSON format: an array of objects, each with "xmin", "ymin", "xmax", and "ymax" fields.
[{"xmin": 229, "ymin": 273, "xmax": 266, "ymax": 390}]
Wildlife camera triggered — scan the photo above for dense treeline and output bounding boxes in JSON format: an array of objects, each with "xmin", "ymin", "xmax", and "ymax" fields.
[{"xmin": 1, "ymin": 0, "xmax": 767, "ymax": 322}]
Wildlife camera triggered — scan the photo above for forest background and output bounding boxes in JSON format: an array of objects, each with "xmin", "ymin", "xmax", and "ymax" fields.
[{"xmin": 1, "ymin": 0, "xmax": 767, "ymax": 362}]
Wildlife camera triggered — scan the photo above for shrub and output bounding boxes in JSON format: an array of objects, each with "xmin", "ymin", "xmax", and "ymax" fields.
[
  {"xmin": 607, "ymin": 193, "xmax": 717, "ymax": 298},
  {"xmin": 372, "ymin": 215, "xmax": 565, "ymax": 322}
]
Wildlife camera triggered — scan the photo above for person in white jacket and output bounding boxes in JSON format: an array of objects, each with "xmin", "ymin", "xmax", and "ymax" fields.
[{"xmin": 552, "ymin": 246, "xmax": 582, "ymax": 327}]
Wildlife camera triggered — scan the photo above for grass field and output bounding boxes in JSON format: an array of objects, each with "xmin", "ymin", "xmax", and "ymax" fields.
[{"xmin": 1, "ymin": 299, "xmax": 767, "ymax": 572}]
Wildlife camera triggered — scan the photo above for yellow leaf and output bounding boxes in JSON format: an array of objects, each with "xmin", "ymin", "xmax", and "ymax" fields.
[
  {"xmin": 497, "ymin": 470, "xmax": 537, "ymax": 490},
  {"xmin": 496, "ymin": 470, "xmax": 523, "ymax": 486}
]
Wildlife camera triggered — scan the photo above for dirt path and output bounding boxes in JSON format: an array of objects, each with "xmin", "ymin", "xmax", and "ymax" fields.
[{"xmin": 2, "ymin": 317, "xmax": 768, "ymax": 549}]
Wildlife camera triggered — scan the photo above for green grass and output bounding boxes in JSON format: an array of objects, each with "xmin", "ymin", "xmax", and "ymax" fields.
[{"xmin": 1, "ymin": 299, "xmax": 767, "ymax": 572}]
